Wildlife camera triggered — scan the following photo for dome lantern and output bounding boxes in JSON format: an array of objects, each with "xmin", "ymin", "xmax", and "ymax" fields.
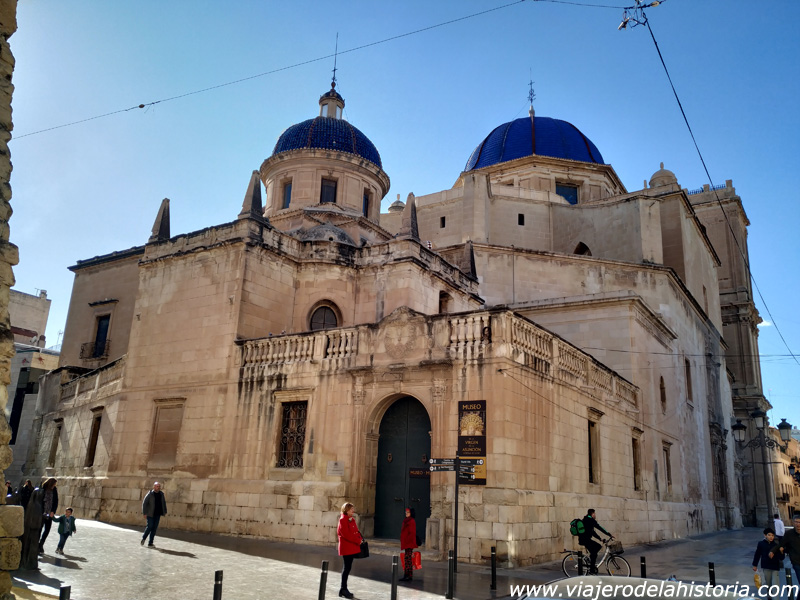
[{"xmin": 319, "ymin": 81, "xmax": 345, "ymax": 119}]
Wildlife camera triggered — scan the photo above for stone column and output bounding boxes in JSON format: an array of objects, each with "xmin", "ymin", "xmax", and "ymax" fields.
[{"xmin": 0, "ymin": 0, "xmax": 25, "ymax": 596}]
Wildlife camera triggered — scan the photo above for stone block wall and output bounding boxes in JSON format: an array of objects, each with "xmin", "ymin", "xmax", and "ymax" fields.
[{"xmin": 0, "ymin": 0, "xmax": 22, "ymax": 593}]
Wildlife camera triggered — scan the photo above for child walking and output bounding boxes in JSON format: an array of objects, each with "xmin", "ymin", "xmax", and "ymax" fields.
[
  {"xmin": 753, "ymin": 527, "xmax": 783, "ymax": 600},
  {"xmin": 52, "ymin": 508, "xmax": 77, "ymax": 554}
]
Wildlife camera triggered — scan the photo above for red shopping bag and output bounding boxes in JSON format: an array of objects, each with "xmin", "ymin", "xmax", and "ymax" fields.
[{"xmin": 412, "ymin": 551, "xmax": 422, "ymax": 570}]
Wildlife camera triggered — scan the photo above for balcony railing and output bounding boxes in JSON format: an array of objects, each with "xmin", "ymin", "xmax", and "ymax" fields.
[
  {"xmin": 80, "ymin": 339, "xmax": 111, "ymax": 360},
  {"xmin": 239, "ymin": 310, "xmax": 639, "ymax": 410}
]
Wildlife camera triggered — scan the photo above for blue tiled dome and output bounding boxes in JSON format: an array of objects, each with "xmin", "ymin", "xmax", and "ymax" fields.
[
  {"xmin": 272, "ymin": 117, "xmax": 382, "ymax": 169},
  {"xmin": 465, "ymin": 116, "xmax": 604, "ymax": 171}
]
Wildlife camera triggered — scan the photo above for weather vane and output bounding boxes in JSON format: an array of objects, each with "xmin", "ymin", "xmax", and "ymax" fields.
[
  {"xmin": 332, "ymin": 33, "xmax": 339, "ymax": 87},
  {"xmin": 527, "ymin": 71, "xmax": 535, "ymax": 106}
]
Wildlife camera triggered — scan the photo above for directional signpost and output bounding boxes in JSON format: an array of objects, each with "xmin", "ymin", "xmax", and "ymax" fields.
[{"xmin": 429, "ymin": 456, "xmax": 486, "ymax": 572}]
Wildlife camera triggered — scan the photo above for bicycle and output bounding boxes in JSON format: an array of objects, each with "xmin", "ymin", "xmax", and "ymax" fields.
[{"xmin": 561, "ymin": 538, "xmax": 631, "ymax": 577}]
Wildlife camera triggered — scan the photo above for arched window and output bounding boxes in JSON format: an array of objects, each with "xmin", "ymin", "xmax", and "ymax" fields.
[
  {"xmin": 310, "ymin": 306, "xmax": 338, "ymax": 331},
  {"xmin": 574, "ymin": 242, "xmax": 592, "ymax": 256},
  {"xmin": 659, "ymin": 376, "xmax": 666, "ymax": 414},
  {"xmin": 438, "ymin": 292, "xmax": 452, "ymax": 314}
]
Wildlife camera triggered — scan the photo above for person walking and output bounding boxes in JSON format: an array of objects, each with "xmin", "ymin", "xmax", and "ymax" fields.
[
  {"xmin": 774, "ymin": 514, "xmax": 786, "ymax": 545},
  {"xmin": 753, "ymin": 527, "xmax": 783, "ymax": 600},
  {"xmin": 52, "ymin": 507, "xmax": 77, "ymax": 555},
  {"xmin": 400, "ymin": 507, "xmax": 418, "ymax": 582},
  {"xmin": 18, "ymin": 480, "xmax": 33, "ymax": 509},
  {"xmin": 141, "ymin": 481, "xmax": 167, "ymax": 547},
  {"xmin": 578, "ymin": 509, "xmax": 613, "ymax": 574},
  {"xmin": 337, "ymin": 502, "xmax": 363, "ymax": 599},
  {"xmin": 780, "ymin": 515, "xmax": 800, "ymax": 584},
  {"xmin": 37, "ymin": 478, "xmax": 58, "ymax": 554},
  {"xmin": 20, "ymin": 484, "xmax": 44, "ymax": 570}
]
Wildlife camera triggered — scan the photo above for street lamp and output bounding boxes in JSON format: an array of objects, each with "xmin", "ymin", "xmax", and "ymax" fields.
[
  {"xmin": 732, "ymin": 411, "xmax": 792, "ymax": 527},
  {"xmin": 731, "ymin": 415, "xmax": 792, "ymax": 450}
]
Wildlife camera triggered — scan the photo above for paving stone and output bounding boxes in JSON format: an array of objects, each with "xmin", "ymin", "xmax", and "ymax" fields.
[{"xmin": 9, "ymin": 522, "xmax": 780, "ymax": 600}]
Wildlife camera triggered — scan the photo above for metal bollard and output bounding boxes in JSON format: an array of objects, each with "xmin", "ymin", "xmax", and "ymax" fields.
[
  {"xmin": 446, "ymin": 550, "xmax": 455, "ymax": 599},
  {"xmin": 213, "ymin": 570, "xmax": 223, "ymax": 600},
  {"xmin": 640, "ymin": 556, "xmax": 646, "ymax": 579},
  {"xmin": 318, "ymin": 560, "xmax": 328, "ymax": 600},
  {"xmin": 491, "ymin": 546, "xmax": 497, "ymax": 590},
  {"xmin": 708, "ymin": 562, "xmax": 716, "ymax": 587},
  {"xmin": 391, "ymin": 555, "xmax": 399, "ymax": 600},
  {"xmin": 59, "ymin": 587, "xmax": 71, "ymax": 600},
  {"xmin": 578, "ymin": 550, "xmax": 584, "ymax": 576}
]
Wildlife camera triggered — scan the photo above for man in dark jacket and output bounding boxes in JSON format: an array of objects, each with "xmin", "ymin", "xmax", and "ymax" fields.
[
  {"xmin": 141, "ymin": 481, "xmax": 167, "ymax": 547},
  {"xmin": 578, "ymin": 509, "xmax": 613, "ymax": 574},
  {"xmin": 780, "ymin": 515, "xmax": 800, "ymax": 583}
]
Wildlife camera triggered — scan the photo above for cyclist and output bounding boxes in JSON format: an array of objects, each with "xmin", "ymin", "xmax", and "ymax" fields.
[{"xmin": 578, "ymin": 509, "xmax": 613, "ymax": 574}]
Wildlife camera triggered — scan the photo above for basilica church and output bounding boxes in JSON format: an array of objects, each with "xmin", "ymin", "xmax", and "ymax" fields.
[{"xmin": 21, "ymin": 80, "xmax": 767, "ymax": 565}]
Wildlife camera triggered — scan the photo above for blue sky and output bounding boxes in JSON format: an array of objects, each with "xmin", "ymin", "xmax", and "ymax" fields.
[{"xmin": 8, "ymin": 1, "xmax": 799, "ymax": 425}]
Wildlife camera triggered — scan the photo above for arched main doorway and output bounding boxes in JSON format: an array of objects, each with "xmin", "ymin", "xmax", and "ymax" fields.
[{"xmin": 374, "ymin": 396, "xmax": 431, "ymax": 540}]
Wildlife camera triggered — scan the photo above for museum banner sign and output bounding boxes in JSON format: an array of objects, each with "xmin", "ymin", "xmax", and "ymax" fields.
[{"xmin": 458, "ymin": 400, "xmax": 486, "ymax": 485}]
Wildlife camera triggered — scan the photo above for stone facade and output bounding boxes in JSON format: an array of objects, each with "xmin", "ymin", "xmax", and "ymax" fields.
[
  {"xmin": 22, "ymin": 87, "xmax": 752, "ymax": 566},
  {"xmin": 0, "ymin": 0, "xmax": 25, "ymax": 593},
  {"xmin": 688, "ymin": 182, "xmax": 777, "ymax": 527},
  {"xmin": 8, "ymin": 289, "xmax": 49, "ymax": 346}
]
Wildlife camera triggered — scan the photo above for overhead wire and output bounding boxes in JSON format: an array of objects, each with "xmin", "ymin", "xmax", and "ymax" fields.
[
  {"xmin": 640, "ymin": 15, "xmax": 799, "ymax": 367},
  {"xmin": 15, "ymin": 1, "xmax": 795, "ymax": 369},
  {"xmin": 497, "ymin": 365, "xmax": 698, "ymax": 442},
  {"xmin": 15, "ymin": 0, "xmax": 528, "ymax": 140}
]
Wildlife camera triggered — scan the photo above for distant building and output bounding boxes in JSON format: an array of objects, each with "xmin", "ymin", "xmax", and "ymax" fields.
[
  {"xmin": 5, "ymin": 289, "xmax": 59, "ymax": 483},
  {"xmin": 25, "ymin": 83, "xmax": 766, "ymax": 565}
]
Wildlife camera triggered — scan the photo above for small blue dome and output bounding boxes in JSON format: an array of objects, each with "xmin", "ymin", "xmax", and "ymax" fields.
[
  {"xmin": 465, "ymin": 116, "xmax": 604, "ymax": 171},
  {"xmin": 272, "ymin": 117, "xmax": 382, "ymax": 169}
]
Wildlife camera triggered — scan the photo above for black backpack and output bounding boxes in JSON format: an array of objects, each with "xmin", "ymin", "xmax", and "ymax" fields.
[{"xmin": 569, "ymin": 518, "xmax": 586, "ymax": 536}]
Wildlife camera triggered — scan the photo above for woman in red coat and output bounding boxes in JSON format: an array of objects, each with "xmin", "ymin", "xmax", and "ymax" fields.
[
  {"xmin": 400, "ymin": 507, "xmax": 418, "ymax": 581},
  {"xmin": 337, "ymin": 502, "xmax": 363, "ymax": 599}
]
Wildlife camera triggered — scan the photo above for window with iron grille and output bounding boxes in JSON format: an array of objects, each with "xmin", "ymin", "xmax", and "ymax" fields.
[{"xmin": 277, "ymin": 401, "xmax": 307, "ymax": 468}]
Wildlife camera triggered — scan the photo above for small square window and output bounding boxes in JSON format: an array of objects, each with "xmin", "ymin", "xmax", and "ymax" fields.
[
  {"xmin": 518, "ymin": 214, "xmax": 525, "ymax": 226},
  {"xmin": 321, "ymin": 178, "xmax": 337, "ymax": 204},
  {"xmin": 556, "ymin": 183, "xmax": 579, "ymax": 205},
  {"xmin": 440, "ymin": 216, "xmax": 446, "ymax": 228}
]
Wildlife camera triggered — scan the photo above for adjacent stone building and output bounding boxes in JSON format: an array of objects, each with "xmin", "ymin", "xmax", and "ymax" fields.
[
  {"xmin": 24, "ymin": 84, "xmax": 750, "ymax": 565},
  {"xmin": 0, "ymin": 0, "xmax": 25, "ymax": 591},
  {"xmin": 5, "ymin": 289, "xmax": 59, "ymax": 484}
]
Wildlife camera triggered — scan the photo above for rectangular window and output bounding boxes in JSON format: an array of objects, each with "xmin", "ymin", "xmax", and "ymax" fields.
[
  {"xmin": 277, "ymin": 401, "xmax": 307, "ymax": 468},
  {"xmin": 588, "ymin": 420, "xmax": 599, "ymax": 484},
  {"xmin": 150, "ymin": 402, "xmax": 185, "ymax": 468},
  {"xmin": 632, "ymin": 437, "xmax": 642, "ymax": 491},
  {"xmin": 94, "ymin": 315, "xmax": 111, "ymax": 358},
  {"xmin": 663, "ymin": 443, "xmax": 673, "ymax": 488},
  {"xmin": 518, "ymin": 213, "xmax": 525, "ymax": 226},
  {"xmin": 85, "ymin": 411, "xmax": 102, "ymax": 467},
  {"xmin": 362, "ymin": 190, "xmax": 371, "ymax": 218},
  {"xmin": 48, "ymin": 422, "xmax": 63, "ymax": 468},
  {"xmin": 320, "ymin": 178, "xmax": 337, "ymax": 204},
  {"xmin": 440, "ymin": 216, "xmax": 446, "ymax": 228},
  {"xmin": 282, "ymin": 181, "xmax": 292, "ymax": 209},
  {"xmin": 556, "ymin": 183, "xmax": 579, "ymax": 205},
  {"xmin": 684, "ymin": 359, "xmax": 693, "ymax": 404}
]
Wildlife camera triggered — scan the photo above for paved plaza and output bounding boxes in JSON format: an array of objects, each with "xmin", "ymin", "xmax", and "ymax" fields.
[{"xmin": 9, "ymin": 524, "xmax": 791, "ymax": 599}]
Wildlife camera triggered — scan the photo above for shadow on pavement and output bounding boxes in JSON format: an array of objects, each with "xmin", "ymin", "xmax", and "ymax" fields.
[{"xmin": 154, "ymin": 547, "xmax": 197, "ymax": 558}]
